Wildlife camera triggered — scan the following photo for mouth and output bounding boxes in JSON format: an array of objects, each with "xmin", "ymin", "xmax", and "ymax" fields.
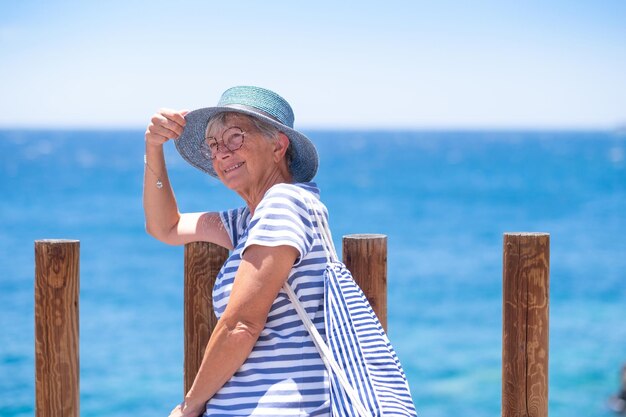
[{"xmin": 223, "ymin": 161, "xmax": 245, "ymax": 174}]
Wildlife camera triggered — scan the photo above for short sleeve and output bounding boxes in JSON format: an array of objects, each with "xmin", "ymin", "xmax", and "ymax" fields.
[
  {"xmin": 243, "ymin": 184, "xmax": 315, "ymax": 265},
  {"xmin": 219, "ymin": 206, "xmax": 249, "ymax": 248}
]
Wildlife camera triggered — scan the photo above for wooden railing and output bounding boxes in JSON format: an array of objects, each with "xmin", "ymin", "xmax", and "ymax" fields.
[{"xmin": 33, "ymin": 232, "xmax": 549, "ymax": 417}]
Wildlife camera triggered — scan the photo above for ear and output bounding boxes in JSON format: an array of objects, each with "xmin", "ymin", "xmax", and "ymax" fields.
[{"xmin": 273, "ymin": 133, "xmax": 290, "ymax": 162}]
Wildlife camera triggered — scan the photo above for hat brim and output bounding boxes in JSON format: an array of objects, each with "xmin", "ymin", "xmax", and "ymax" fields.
[{"xmin": 174, "ymin": 107, "xmax": 318, "ymax": 183}]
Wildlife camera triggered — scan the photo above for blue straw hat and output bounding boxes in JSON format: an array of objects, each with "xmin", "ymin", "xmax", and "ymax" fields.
[{"xmin": 175, "ymin": 86, "xmax": 318, "ymax": 183}]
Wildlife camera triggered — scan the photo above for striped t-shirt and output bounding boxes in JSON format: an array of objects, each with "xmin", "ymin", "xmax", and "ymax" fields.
[{"xmin": 205, "ymin": 182, "xmax": 331, "ymax": 417}]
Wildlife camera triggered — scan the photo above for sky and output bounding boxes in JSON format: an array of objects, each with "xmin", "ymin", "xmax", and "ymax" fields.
[{"xmin": 1, "ymin": 0, "xmax": 625, "ymax": 130}]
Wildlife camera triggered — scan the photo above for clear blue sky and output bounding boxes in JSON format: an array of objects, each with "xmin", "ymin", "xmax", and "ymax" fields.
[{"xmin": 1, "ymin": 0, "xmax": 625, "ymax": 129}]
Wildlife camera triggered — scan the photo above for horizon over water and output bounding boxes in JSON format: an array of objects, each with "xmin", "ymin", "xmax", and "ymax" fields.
[{"xmin": 1, "ymin": 128, "xmax": 625, "ymax": 417}]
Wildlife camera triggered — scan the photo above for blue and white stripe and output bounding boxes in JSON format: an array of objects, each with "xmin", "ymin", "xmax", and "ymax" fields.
[
  {"xmin": 207, "ymin": 181, "xmax": 417, "ymax": 416},
  {"xmin": 325, "ymin": 263, "xmax": 417, "ymax": 416},
  {"xmin": 207, "ymin": 182, "xmax": 331, "ymax": 416}
]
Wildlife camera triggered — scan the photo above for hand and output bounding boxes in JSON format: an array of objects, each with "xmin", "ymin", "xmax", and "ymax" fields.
[
  {"xmin": 167, "ymin": 403, "xmax": 185, "ymax": 417},
  {"xmin": 145, "ymin": 108, "xmax": 189, "ymax": 148},
  {"xmin": 167, "ymin": 401, "xmax": 204, "ymax": 417}
]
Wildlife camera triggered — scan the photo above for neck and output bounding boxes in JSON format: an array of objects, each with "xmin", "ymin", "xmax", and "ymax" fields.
[{"xmin": 237, "ymin": 167, "xmax": 292, "ymax": 214}]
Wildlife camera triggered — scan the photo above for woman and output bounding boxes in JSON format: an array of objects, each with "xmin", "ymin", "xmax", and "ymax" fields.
[{"xmin": 144, "ymin": 86, "xmax": 416, "ymax": 417}]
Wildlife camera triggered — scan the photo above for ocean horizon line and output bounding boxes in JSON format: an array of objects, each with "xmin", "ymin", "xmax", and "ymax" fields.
[{"xmin": 0, "ymin": 125, "xmax": 623, "ymax": 135}]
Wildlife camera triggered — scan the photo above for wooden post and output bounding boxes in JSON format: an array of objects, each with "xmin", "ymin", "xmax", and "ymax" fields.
[
  {"xmin": 34, "ymin": 239, "xmax": 80, "ymax": 417},
  {"xmin": 342, "ymin": 234, "xmax": 388, "ymax": 332},
  {"xmin": 502, "ymin": 233, "xmax": 550, "ymax": 417},
  {"xmin": 183, "ymin": 242, "xmax": 229, "ymax": 394}
]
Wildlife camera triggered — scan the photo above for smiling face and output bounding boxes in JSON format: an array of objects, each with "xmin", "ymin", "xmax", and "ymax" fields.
[{"xmin": 206, "ymin": 113, "xmax": 291, "ymax": 197}]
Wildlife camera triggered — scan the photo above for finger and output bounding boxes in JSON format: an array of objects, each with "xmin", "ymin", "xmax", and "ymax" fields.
[
  {"xmin": 149, "ymin": 121, "xmax": 182, "ymax": 140},
  {"xmin": 151, "ymin": 113, "xmax": 185, "ymax": 138},
  {"xmin": 159, "ymin": 108, "xmax": 187, "ymax": 129},
  {"xmin": 145, "ymin": 130, "xmax": 168, "ymax": 146}
]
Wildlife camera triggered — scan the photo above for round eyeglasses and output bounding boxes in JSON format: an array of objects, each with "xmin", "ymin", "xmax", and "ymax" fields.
[{"xmin": 201, "ymin": 127, "xmax": 246, "ymax": 160}]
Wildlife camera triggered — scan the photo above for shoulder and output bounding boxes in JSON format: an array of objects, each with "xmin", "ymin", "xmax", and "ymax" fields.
[
  {"xmin": 249, "ymin": 183, "xmax": 320, "ymax": 232},
  {"xmin": 259, "ymin": 183, "xmax": 315, "ymax": 211},
  {"xmin": 262, "ymin": 183, "xmax": 319, "ymax": 202},
  {"xmin": 265, "ymin": 182, "xmax": 311, "ymax": 198}
]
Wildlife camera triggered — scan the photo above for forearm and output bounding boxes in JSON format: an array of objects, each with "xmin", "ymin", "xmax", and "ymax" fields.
[
  {"xmin": 143, "ymin": 142, "xmax": 180, "ymax": 239},
  {"xmin": 182, "ymin": 317, "xmax": 261, "ymax": 415},
  {"xmin": 180, "ymin": 246, "xmax": 298, "ymax": 416}
]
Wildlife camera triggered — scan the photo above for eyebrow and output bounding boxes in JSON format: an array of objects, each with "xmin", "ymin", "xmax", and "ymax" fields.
[{"xmin": 205, "ymin": 125, "xmax": 247, "ymax": 140}]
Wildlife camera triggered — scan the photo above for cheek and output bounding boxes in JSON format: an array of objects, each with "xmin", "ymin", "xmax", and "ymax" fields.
[
  {"xmin": 242, "ymin": 143, "xmax": 271, "ymax": 167},
  {"xmin": 212, "ymin": 160, "xmax": 229, "ymax": 181}
]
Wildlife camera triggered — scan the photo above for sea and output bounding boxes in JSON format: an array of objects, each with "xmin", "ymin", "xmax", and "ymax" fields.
[{"xmin": 1, "ymin": 129, "xmax": 625, "ymax": 417}]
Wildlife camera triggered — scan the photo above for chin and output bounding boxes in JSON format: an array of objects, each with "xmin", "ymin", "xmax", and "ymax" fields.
[{"xmin": 220, "ymin": 176, "xmax": 246, "ymax": 192}]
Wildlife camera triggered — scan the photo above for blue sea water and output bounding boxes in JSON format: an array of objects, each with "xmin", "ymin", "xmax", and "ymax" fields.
[{"xmin": 0, "ymin": 129, "xmax": 625, "ymax": 417}]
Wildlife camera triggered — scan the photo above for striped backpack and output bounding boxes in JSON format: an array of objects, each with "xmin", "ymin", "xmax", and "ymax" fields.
[{"xmin": 283, "ymin": 200, "xmax": 418, "ymax": 417}]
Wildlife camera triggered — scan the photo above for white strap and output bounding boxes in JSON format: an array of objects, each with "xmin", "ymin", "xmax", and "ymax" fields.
[
  {"xmin": 308, "ymin": 199, "xmax": 338, "ymax": 264},
  {"xmin": 282, "ymin": 282, "xmax": 372, "ymax": 417}
]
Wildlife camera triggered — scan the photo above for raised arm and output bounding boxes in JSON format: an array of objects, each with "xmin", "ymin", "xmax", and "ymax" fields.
[{"xmin": 143, "ymin": 109, "xmax": 232, "ymax": 249}]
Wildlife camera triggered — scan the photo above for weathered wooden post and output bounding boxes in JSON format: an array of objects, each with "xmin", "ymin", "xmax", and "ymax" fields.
[
  {"xmin": 34, "ymin": 239, "xmax": 80, "ymax": 417},
  {"xmin": 343, "ymin": 234, "xmax": 388, "ymax": 331},
  {"xmin": 183, "ymin": 242, "xmax": 229, "ymax": 394},
  {"xmin": 502, "ymin": 233, "xmax": 550, "ymax": 417}
]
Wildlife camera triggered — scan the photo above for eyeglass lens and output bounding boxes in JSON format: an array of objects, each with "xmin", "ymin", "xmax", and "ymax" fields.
[{"xmin": 205, "ymin": 127, "xmax": 245, "ymax": 159}]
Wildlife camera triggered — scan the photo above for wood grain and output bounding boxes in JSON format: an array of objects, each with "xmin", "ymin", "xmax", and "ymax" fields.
[
  {"xmin": 342, "ymin": 234, "xmax": 388, "ymax": 332},
  {"xmin": 183, "ymin": 241, "xmax": 229, "ymax": 395},
  {"xmin": 502, "ymin": 233, "xmax": 549, "ymax": 417},
  {"xmin": 34, "ymin": 239, "xmax": 80, "ymax": 417}
]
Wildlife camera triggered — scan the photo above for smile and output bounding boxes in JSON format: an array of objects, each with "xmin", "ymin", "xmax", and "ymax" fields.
[{"xmin": 223, "ymin": 162, "xmax": 245, "ymax": 173}]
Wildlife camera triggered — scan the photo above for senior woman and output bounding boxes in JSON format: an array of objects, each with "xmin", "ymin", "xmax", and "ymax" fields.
[{"xmin": 143, "ymin": 86, "xmax": 416, "ymax": 417}]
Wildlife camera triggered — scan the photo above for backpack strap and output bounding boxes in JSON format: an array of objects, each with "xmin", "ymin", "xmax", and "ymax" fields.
[{"xmin": 282, "ymin": 281, "xmax": 372, "ymax": 417}]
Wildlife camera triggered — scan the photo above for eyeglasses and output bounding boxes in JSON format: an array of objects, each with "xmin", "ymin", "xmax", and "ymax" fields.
[{"xmin": 201, "ymin": 126, "xmax": 246, "ymax": 160}]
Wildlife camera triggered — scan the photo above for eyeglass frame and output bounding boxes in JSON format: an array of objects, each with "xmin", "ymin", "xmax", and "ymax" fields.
[{"xmin": 201, "ymin": 126, "xmax": 246, "ymax": 160}]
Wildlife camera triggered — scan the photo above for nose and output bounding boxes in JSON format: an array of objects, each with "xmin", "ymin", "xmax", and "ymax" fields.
[
  {"xmin": 215, "ymin": 145, "xmax": 233, "ymax": 159},
  {"xmin": 213, "ymin": 140, "xmax": 234, "ymax": 159}
]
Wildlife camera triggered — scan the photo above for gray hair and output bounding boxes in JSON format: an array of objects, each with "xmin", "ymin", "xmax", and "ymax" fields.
[{"xmin": 205, "ymin": 112, "xmax": 293, "ymax": 166}]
